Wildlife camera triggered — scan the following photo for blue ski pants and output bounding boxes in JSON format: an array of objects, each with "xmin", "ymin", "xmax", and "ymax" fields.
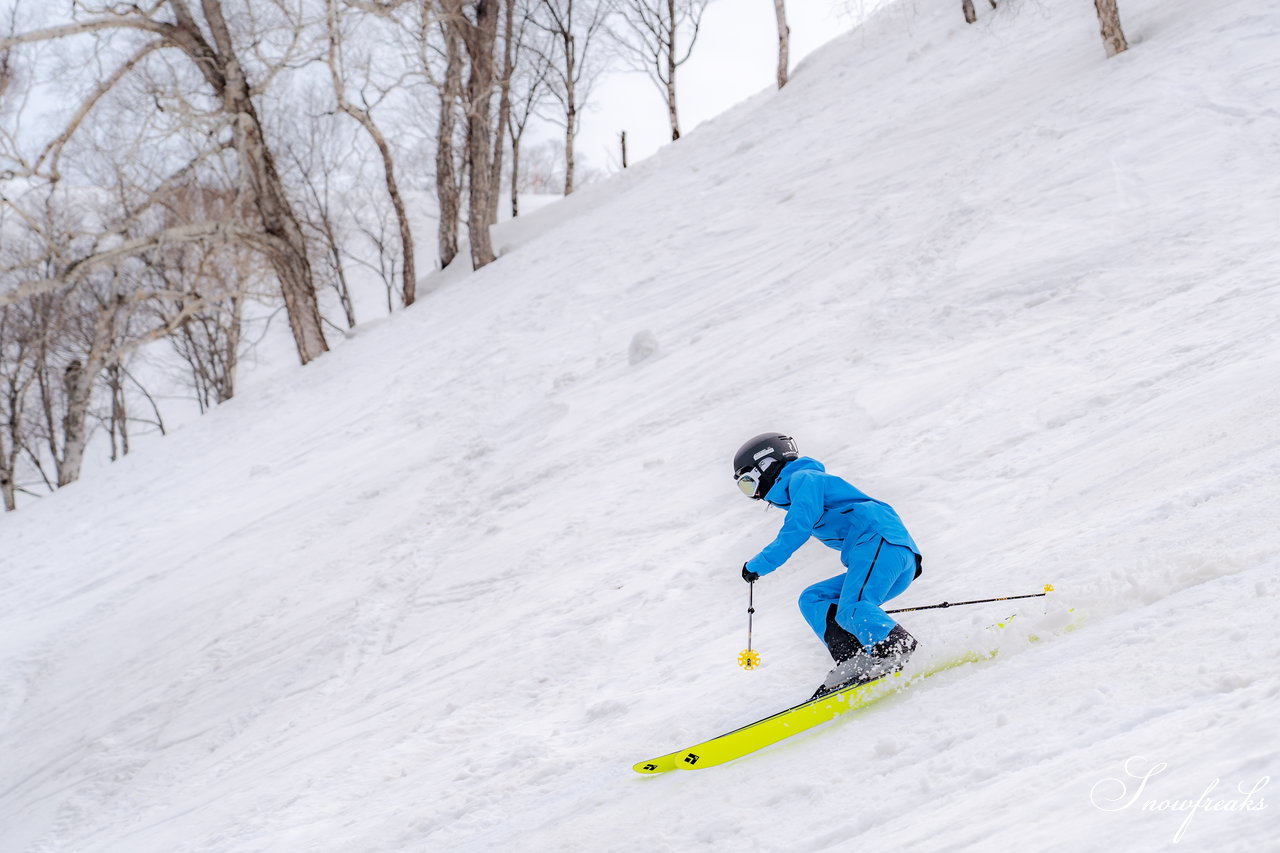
[{"xmin": 797, "ymin": 536, "xmax": 917, "ymax": 646}]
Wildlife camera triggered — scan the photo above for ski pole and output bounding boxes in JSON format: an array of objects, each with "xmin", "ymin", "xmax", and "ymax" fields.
[
  {"xmin": 886, "ymin": 584, "xmax": 1055, "ymax": 614},
  {"xmin": 738, "ymin": 581, "xmax": 761, "ymax": 669}
]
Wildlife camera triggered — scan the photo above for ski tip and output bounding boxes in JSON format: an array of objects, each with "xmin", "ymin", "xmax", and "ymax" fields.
[{"xmin": 633, "ymin": 755, "xmax": 679, "ymax": 775}]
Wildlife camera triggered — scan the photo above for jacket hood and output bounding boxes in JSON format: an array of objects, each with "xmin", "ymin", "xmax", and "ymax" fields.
[{"xmin": 764, "ymin": 456, "xmax": 825, "ymax": 506}]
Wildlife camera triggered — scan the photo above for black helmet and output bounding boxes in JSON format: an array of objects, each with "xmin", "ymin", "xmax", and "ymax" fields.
[{"xmin": 733, "ymin": 433, "xmax": 799, "ymax": 499}]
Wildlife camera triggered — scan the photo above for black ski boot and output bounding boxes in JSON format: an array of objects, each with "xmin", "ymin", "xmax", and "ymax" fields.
[
  {"xmin": 823, "ymin": 604, "xmax": 863, "ymax": 663},
  {"xmin": 811, "ymin": 624, "xmax": 918, "ymax": 700}
]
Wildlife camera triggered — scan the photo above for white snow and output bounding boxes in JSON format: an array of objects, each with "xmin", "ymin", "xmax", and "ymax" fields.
[{"xmin": 3, "ymin": 0, "xmax": 1279, "ymax": 850}]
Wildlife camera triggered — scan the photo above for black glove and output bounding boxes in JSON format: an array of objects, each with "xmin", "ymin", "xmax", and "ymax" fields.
[{"xmin": 742, "ymin": 564, "xmax": 759, "ymax": 583}]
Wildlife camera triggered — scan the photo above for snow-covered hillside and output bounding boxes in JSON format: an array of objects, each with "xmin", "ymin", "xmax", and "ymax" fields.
[{"xmin": 3, "ymin": 0, "xmax": 1279, "ymax": 850}]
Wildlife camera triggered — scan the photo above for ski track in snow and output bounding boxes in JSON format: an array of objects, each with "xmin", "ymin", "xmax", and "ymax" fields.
[{"xmin": 3, "ymin": 0, "xmax": 1280, "ymax": 850}]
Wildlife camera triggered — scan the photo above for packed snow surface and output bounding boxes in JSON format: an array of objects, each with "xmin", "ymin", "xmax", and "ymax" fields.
[{"xmin": 3, "ymin": 0, "xmax": 1279, "ymax": 850}]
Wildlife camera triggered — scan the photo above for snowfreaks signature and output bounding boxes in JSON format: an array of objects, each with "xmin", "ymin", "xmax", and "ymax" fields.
[{"xmin": 1090, "ymin": 756, "xmax": 1269, "ymax": 843}]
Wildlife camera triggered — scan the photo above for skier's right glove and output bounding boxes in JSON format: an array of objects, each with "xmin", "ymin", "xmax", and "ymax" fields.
[{"xmin": 742, "ymin": 564, "xmax": 760, "ymax": 584}]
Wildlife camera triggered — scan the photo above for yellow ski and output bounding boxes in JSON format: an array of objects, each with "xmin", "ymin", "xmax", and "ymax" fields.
[
  {"xmin": 633, "ymin": 602, "xmax": 1078, "ymax": 774},
  {"xmin": 632, "ymin": 749, "xmax": 687, "ymax": 776},
  {"xmin": 676, "ymin": 651, "xmax": 986, "ymax": 770},
  {"xmin": 632, "ymin": 651, "xmax": 988, "ymax": 775}
]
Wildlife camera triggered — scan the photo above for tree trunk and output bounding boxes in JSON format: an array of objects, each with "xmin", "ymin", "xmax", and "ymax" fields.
[
  {"xmin": 361, "ymin": 123, "xmax": 415, "ymax": 305},
  {"xmin": 564, "ymin": 99, "xmax": 576, "ymax": 195},
  {"xmin": 322, "ymin": 213, "xmax": 357, "ymax": 327},
  {"xmin": 57, "ymin": 294, "xmax": 127, "ymax": 486},
  {"xmin": 0, "ymin": 315, "xmax": 33, "ymax": 511},
  {"xmin": 510, "ymin": 132, "xmax": 521, "ymax": 218},
  {"xmin": 57, "ymin": 363, "xmax": 93, "ymax": 487},
  {"xmin": 223, "ymin": 295, "xmax": 241, "ymax": 402},
  {"xmin": 58, "ymin": 355, "xmax": 89, "ymax": 487},
  {"xmin": 436, "ymin": 18, "xmax": 464, "ymax": 269},
  {"xmin": 962, "ymin": 0, "xmax": 976, "ymax": 24},
  {"xmin": 0, "ymin": 381, "xmax": 19, "ymax": 511},
  {"xmin": 563, "ymin": 28, "xmax": 577, "ymax": 196},
  {"xmin": 107, "ymin": 363, "xmax": 129, "ymax": 462},
  {"xmin": 0, "ymin": 468, "xmax": 13, "ymax": 512},
  {"xmin": 0, "ymin": 430, "xmax": 12, "ymax": 510},
  {"xmin": 666, "ymin": 0, "xmax": 680, "ymax": 140},
  {"xmin": 488, "ymin": 0, "xmax": 516, "ymax": 226},
  {"xmin": 259, "ymin": 199, "xmax": 328, "ymax": 365},
  {"xmin": 181, "ymin": 0, "xmax": 328, "ymax": 365},
  {"xmin": 1093, "ymin": 0, "xmax": 1129, "ymax": 57},
  {"xmin": 773, "ymin": 0, "xmax": 789, "ymax": 89},
  {"xmin": 438, "ymin": 0, "xmax": 499, "ymax": 266},
  {"xmin": 454, "ymin": 0, "xmax": 500, "ymax": 269}
]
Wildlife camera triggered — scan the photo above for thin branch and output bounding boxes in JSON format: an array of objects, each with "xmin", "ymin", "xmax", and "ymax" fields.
[
  {"xmin": 38, "ymin": 41, "xmax": 169, "ymax": 179},
  {"xmin": 0, "ymin": 17, "xmax": 171, "ymax": 52},
  {"xmin": 0, "ymin": 221, "xmax": 264, "ymax": 308}
]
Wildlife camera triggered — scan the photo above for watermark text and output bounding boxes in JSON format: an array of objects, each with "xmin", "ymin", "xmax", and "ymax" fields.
[{"xmin": 1090, "ymin": 756, "xmax": 1269, "ymax": 843}]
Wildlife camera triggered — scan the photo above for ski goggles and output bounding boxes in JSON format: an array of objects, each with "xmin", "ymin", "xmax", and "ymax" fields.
[{"xmin": 735, "ymin": 467, "xmax": 762, "ymax": 498}]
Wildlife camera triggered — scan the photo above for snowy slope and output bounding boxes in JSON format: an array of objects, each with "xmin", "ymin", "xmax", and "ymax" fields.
[{"xmin": 3, "ymin": 0, "xmax": 1280, "ymax": 850}]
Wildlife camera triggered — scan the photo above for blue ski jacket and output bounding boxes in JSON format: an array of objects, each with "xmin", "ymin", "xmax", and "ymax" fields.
[{"xmin": 744, "ymin": 457, "xmax": 921, "ymax": 578}]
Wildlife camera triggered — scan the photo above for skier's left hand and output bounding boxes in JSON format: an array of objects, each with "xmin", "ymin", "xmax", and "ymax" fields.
[{"xmin": 742, "ymin": 564, "xmax": 759, "ymax": 583}]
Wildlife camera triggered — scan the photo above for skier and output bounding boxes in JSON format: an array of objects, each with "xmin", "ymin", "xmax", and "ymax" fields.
[{"xmin": 733, "ymin": 433, "xmax": 923, "ymax": 698}]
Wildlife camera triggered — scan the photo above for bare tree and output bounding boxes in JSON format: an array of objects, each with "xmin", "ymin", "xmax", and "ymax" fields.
[
  {"xmin": 0, "ymin": 1, "xmax": 330, "ymax": 365},
  {"xmin": 611, "ymin": 0, "xmax": 709, "ymax": 141},
  {"xmin": 1093, "ymin": 0, "xmax": 1128, "ymax": 58},
  {"xmin": 325, "ymin": 0, "xmax": 418, "ymax": 305},
  {"xmin": 23, "ymin": 266, "xmax": 234, "ymax": 489},
  {"xmin": 487, "ymin": 0, "xmax": 551, "ymax": 224},
  {"xmin": 773, "ymin": 0, "xmax": 789, "ymax": 89},
  {"xmin": 434, "ymin": 9, "xmax": 466, "ymax": 269},
  {"xmin": 288, "ymin": 121, "xmax": 361, "ymax": 330},
  {"xmin": 0, "ymin": 179, "xmax": 143, "ymax": 490},
  {"xmin": 516, "ymin": 139, "xmax": 601, "ymax": 193},
  {"xmin": 0, "ymin": 302, "xmax": 39, "ymax": 510},
  {"xmin": 168, "ymin": 295, "xmax": 243, "ymax": 413},
  {"xmin": 349, "ymin": 198, "xmax": 405, "ymax": 315},
  {"xmin": 1, "ymin": 157, "xmax": 246, "ymax": 492},
  {"xmin": 100, "ymin": 358, "xmax": 165, "ymax": 463},
  {"xmin": 517, "ymin": 141, "xmax": 564, "ymax": 194},
  {"xmin": 34, "ymin": 278, "xmax": 134, "ymax": 487},
  {"xmin": 507, "ymin": 5, "xmax": 554, "ymax": 217},
  {"xmin": 442, "ymin": 0, "xmax": 502, "ymax": 269},
  {"xmin": 145, "ymin": 183, "xmax": 255, "ymax": 412},
  {"xmin": 534, "ymin": 0, "xmax": 613, "ymax": 195},
  {"xmin": 31, "ymin": 246, "xmax": 222, "ymax": 487},
  {"xmin": 0, "ymin": 187, "xmax": 31, "ymax": 507},
  {"xmin": 486, "ymin": 0, "xmax": 518, "ymax": 225}
]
